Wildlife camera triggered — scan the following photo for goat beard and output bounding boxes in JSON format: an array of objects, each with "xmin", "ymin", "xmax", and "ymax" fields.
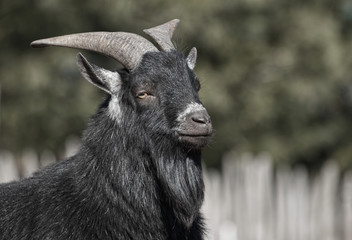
[
  {"xmin": 133, "ymin": 114, "xmax": 205, "ymax": 227},
  {"xmin": 152, "ymin": 146, "xmax": 204, "ymax": 228}
]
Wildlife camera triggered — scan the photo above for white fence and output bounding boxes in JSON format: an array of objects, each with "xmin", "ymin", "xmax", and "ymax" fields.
[
  {"xmin": 0, "ymin": 144, "xmax": 351, "ymax": 240},
  {"xmin": 0, "ymin": 136, "xmax": 80, "ymax": 182},
  {"xmin": 203, "ymin": 152, "xmax": 352, "ymax": 240}
]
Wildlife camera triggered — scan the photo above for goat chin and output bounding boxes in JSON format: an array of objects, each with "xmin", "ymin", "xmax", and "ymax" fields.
[{"xmin": 177, "ymin": 134, "xmax": 212, "ymax": 149}]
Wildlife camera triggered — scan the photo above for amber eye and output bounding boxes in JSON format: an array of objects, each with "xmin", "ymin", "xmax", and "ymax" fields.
[{"xmin": 137, "ymin": 92, "xmax": 149, "ymax": 99}]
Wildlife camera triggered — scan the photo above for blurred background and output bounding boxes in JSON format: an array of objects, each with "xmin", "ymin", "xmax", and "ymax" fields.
[{"xmin": 1, "ymin": 0, "xmax": 352, "ymax": 239}]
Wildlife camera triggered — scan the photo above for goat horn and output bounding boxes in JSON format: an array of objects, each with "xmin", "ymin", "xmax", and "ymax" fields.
[
  {"xmin": 143, "ymin": 19, "xmax": 179, "ymax": 51},
  {"xmin": 31, "ymin": 32, "xmax": 158, "ymax": 71}
]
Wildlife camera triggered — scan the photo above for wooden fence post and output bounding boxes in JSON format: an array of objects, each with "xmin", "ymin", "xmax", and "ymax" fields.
[
  {"xmin": 342, "ymin": 171, "xmax": 352, "ymax": 240},
  {"xmin": 0, "ymin": 151, "xmax": 19, "ymax": 183},
  {"xmin": 21, "ymin": 149, "xmax": 39, "ymax": 178}
]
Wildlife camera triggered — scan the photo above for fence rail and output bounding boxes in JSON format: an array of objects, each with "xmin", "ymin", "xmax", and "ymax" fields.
[{"xmin": 0, "ymin": 144, "xmax": 351, "ymax": 240}]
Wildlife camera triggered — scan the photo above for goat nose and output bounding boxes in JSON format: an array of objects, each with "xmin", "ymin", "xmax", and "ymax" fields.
[{"xmin": 191, "ymin": 112, "xmax": 211, "ymax": 125}]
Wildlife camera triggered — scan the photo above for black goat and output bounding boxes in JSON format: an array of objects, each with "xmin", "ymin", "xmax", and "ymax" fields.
[{"xmin": 0, "ymin": 19, "xmax": 212, "ymax": 240}]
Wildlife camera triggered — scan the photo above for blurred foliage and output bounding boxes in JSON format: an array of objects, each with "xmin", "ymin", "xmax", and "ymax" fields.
[{"xmin": 1, "ymin": 0, "xmax": 352, "ymax": 170}]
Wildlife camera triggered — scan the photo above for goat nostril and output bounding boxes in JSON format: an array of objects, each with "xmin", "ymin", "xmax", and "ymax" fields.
[{"xmin": 191, "ymin": 113, "xmax": 210, "ymax": 124}]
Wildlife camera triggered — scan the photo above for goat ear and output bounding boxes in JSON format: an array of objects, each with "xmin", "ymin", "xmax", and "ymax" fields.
[
  {"xmin": 76, "ymin": 53, "xmax": 122, "ymax": 95},
  {"xmin": 186, "ymin": 47, "xmax": 197, "ymax": 70}
]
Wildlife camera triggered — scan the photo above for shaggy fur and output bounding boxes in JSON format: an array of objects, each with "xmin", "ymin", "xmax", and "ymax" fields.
[{"xmin": 0, "ymin": 51, "xmax": 211, "ymax": 239}]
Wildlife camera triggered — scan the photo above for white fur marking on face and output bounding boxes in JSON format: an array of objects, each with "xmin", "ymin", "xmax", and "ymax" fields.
[
  {"xmin": 103, "ymin": 71, "xmax": 121, "ymax": 94},
  {"xmin": 177, "ymin": 102, "xmax": 205, "ymax": 123},
  {"xmin": 108, "ymin": 96, "xmax": 122, "ymax": 123}
]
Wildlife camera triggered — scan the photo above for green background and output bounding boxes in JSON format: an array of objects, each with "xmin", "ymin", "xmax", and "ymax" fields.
[{"xmin": 1, "ymin": 0, "xmax": 352, "ymax": 170}]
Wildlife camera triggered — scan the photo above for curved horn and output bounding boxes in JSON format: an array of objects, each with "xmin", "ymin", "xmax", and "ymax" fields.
[
  {"xmin": 143, "ymin": 19, "xmax": 179, "ymax": 51},
  {"xmin": 31, "ymin": 32, "xmax": 158, "ymax": 71}
]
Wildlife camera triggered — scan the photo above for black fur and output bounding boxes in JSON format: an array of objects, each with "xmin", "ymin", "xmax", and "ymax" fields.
[{"xmin": 0, "ymin": 51, "xmax": 211, "ymax": 239}]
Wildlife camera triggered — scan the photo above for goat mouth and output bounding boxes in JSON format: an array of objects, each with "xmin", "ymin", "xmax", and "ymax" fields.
[{"xmin": 176, "ymin": 132, "xmax": 212, "ymax": 148}]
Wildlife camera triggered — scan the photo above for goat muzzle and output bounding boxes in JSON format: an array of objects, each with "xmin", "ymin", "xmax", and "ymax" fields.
[{"xmin": 176, "ymin": 109, "xmax": 213, "ymax": 148}]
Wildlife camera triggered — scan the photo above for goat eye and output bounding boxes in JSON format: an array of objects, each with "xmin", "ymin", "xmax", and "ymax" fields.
[
  {"xmin": 195, "ymin": 82, "xmax": 201, "ymax": 92},
  {"xmin": 136, "ymin": 92, "xmax": 149, "ymax": 99}
]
